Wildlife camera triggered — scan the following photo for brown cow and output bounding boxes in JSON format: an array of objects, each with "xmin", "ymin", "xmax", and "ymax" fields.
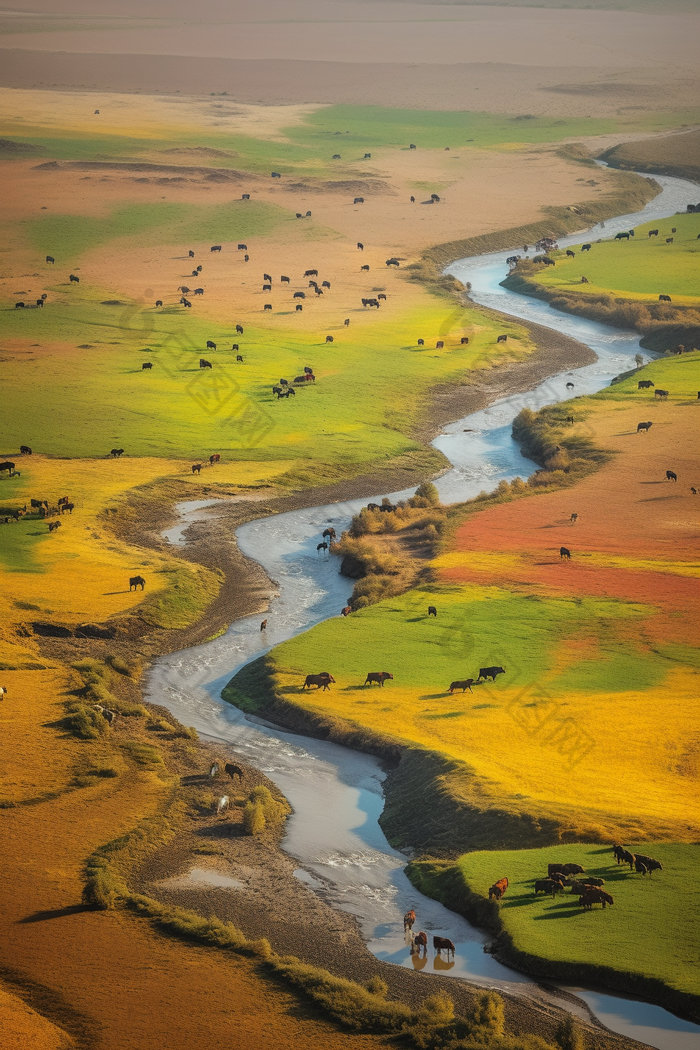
[
  {"xmin": 488, "ymin": 877, "xmax": 508, "ymax": 901},
  {"xmin": 433, "ymin": 936, "xmax": 455, "ymax": 958},
  {"xmin": 535, "ymin": 879, "xmax": 563, "ymax": 897},
  {"xmin": 579, "ymin": 888, "xmax": 614, "ymax": 910},
  {"xmin": 303, "ymin": 673, "xmax": 335, "ymax": 690},
  {"xmin": 364, "ymin": 672, "xmax": 394, "ymax": 687},
  {"xmin": 403, "ymin": 909, "xmax": 416, "ymax": 931},
  {"xmin": 449, "ymin": 679, "xmax": 474, "ymax": 693}
]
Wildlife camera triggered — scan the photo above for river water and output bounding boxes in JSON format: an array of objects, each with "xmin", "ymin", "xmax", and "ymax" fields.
[{"xmin": 148, "ymin": 171, "xmax": 700, "ymax": 1050}]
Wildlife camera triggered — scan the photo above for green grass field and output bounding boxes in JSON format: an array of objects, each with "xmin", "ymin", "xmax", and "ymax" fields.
[
  {"xmin": 537, "ymin": 213, "xmax": 700, "ymax": 302},
  {"xmin": 417, "ymin": 843, "xmax": 700, "ymax": 1000},
  {"xmin": 1, "ymin": 288, "xmax": 529, "ymax": 461}
]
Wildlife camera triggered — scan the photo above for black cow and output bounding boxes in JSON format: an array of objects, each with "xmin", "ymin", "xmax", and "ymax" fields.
[
  {"xmin": 206, "ymin": 340, "xmax": 216, "ymax": 350},
  {"xmin": 655, "ymin": 389, "xmax": 669, "ymax": 399},
  {"xmin": 238, "ymin": 243, "xmax": 247, "ymax": 251},
  {"xmin": 20, "ymin": 446, "xmax": 32, "ymax": 455},
  {"xmin": 427, "ymin": 606, "xmax": 437, "ymax": 617},
  {"xmin": 581, "ymin": 244, "xmax": 591, "ymax": 252},
  {"xmin": 354, "ymin": 197, "xmax": 364, "ymax": 204},
  {"xmin": 46, "ymin": 255, "xmax": 55, "ymax": 263},
  {"xmin": 271, "ymin": 172, "xmax": 281, "ymax": 178},
  {"xmin": 14, "ymin": 302, "xmax": 24, "ymax": 309},
  {"xmin": 236, "ymin": 325, "xmax": 244, "ymax": 334},
  {"xmin": 69, "ymin": 275, "xmax": 80, "ymax": 283},
  {"xmin": 638, "ymin": 380, "xmax": 654, "ymax": 389},
  {"xmin": 155, "ymin": 300, "xmax": 163, "ymax": 307},
  {"xmin": 242, "ymin": 194, "xmax": 250, "ymax": 200},
  {"xmin": 566, "ymin": 250, "xmax": 575, "ymax": 258},
  {"xmin": 666, "ymin": 470, "xmax": 677, "ymax": 482},
  {"xmin": 478, "ymin": 666, "xmax": 505, "ymax": 682},
  {"xmin": 0, "ymin": 462, "xmax": 16, "ymax": 474},
  {"xmin": 659, "ymin": 294, "xmax": 672, "ymax": 302},
  {"xmin": 648, "ymin": 229, "xmax": 659, "ymax": 237},
  {"xmin": 535, "ymin": 879, "xmax": 563, "ymax": 897},
  {"xmin": 560, "ymin": 547, "xmax": 571, "ymax": 560},
  {"xmin": 224, "ymin": 762, "xmax": 244, "ymax": 780},
  {"xmin": 210, "ymin": 245, "xmax": 222, "ymax": 252},
  {"xmin": 200, "ymin": 359, "xmax": 212, "ymax": 369},
  {"xmin": 129, "ymin": 575, "xmax": 145, "ymax": 591},
  {"xmin": 142, "ymin": 362, "xmax": 152, "ymax": 370},
  {"xmin": 189, "ymin": 250, "xmax": 195, "ymax": 257},
  {"xmin": 497, "ymin": 334, "xmax": 508, "ymax": 343},
  {"xmin": 615, "ymin": 232, "xmax": 630, "ymax": 240},
  {"xmin": 637, "ymin": 421, "xmax": 652, "ymax": 433},
  {"xmin": 110, "ymin": 448, "xmax": 124, "ymax": 457}
]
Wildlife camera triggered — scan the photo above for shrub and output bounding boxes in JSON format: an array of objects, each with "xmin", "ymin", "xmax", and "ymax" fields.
[
  {"xmin": 62, "ymin": 702, "xmax": 105, "ymax": 740},
  {"xmin": 415, "ymin": 481, "xmax": 440, "ymax": 505},
  {"xmin": 365, "ymin": 976, "xmax": 388, "ymax": 997},
  {"xmin": 243, "ymin": 801, "xmax": 266, "ymax": 835},
  {"xmin": 555, "ymin": 1016, "xmax": 584, "ymax": 1050},
  {"xmin": 416, "ymin": 992, "xmax": 455, "ymax": 1026},
  {"xmin": 105, "ymin": 653, "xmax": 138, "ymax": 677},
  {"xmin": 471, "ymin": 991, "xmax": 505, "ymax": 1037},
  {"xmin": 121, "ymin": 741, "xmax": 163, "ymax": 766}
]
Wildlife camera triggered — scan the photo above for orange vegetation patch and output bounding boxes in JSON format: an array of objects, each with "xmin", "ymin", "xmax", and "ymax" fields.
[{"xmin": 442, "ymin": 401, "xmax": 700, "ymax": 632}]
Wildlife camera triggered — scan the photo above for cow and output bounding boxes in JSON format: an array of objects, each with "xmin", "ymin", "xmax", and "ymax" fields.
[
  {"xmin": 615, "ymin": 232, "xmax": 630, "ymax": 240},
  {"xmin": 306, "ymin": 211, "xmax": 312, "ymax": 217},
  {"xmin": 102, "ymin": 709, "xmax": 117, "ymax": 726},
  {"xmin": 548, "ymin": 863, "xmax": 584, "ymax": 877},
  {"xmin": 264, "ymin": 303, "xmax": 272, "ymax": 311},
  {"xmin": 242, "ymin": 194, "xmax": 250, "ymax": 200},
  {"xmin": 14, "ymin": 302, "xmax": 25, "ymax": 309},
  {"xmin": 46, "ymin": 255, "xmax": 55, "ymax": 263},
  {"xmin": 354, "ymin": 197, "xmax": 364, "ymax": 204},
  {"xmin": 293, "ymin": 291, "xmax": 305, "ymax": 299},
  {"xmin": 659, "ymin": 294, "xmax": 672, "ymax": 302},
  {"xmin": 417, "ymin": 339, "xmax": 424, "ymax": 346},
  {"xmin": 110, "ymin": 448, "xmax": 125, "ymax": 458},
  {"xmin": 638, "ymin": 380, "xmax": 654, "ymax": 389},
  {"xmin": 570, "ymin": 512, "xmax": 578, "ymax": 523},
  {"xmin": 271, "ymin": 172, "xmax": 281, "ymax": 178},
  {"xmin": 129, "ymin": 575, "xmax": 145, "ymax": 591},
  {"xmin": 182, "ymin": 299, "xmax": 192, "ymax": 308},
  {"xmin": 194, "ymin": 288, "xmax": 204, "ymax": 296},
  {"xmin": 478, "ymin": 666, "xmax": 505, "ymax": 682},
  {"xmin": 155, "ymin": 300, "xmax": 163, "ymax": 307},
  {"xmin": 364, "ymin": 153, "xmax": 371, "ymax": 159},
  {"xmin": 411, "ymin": 931, "xmax": 427, "ymax": 955},
  {"xmin": 634, "ymin": 859, "xmax": 649, "ymax": 876},
  {"xmin": 560, "ymin": 547, "xmax": 571, "ymax": 560},
  {"xmin": 386, "ymin": 258, "xmax": 400, "ymax": 267},
  {"xmin": 535, "ymin": 879, "xmax": 563, "ymax": 897},
  {"xmin": 210, "ymin": 245, "xmax": 222, "ymax": 252},
  {"xmin": 655, "ymin": 389, "xmax": 669, "ymax": 399},
  {"xmin": 206, "ymin": 340, "xmax": 216, "ymax": 350},
  {"xmin": 341, "ymin": 605, "xmax": 352, "ymax": 617},
  {"xmin": 30, "ymin": 498, "xmax": 47, "ymax": 510},
  {"xmin": 542, "ymin": 257, "xmax": 555, "ymax": 266},
  {"xmin": 303, "ymin": 673, "xmax": 335, "ymax": 690},
  {"xmin": 48, "ymin": 520, "xmax": 61, "ymax": 533},
  {"xmin": 666, "ymin": 237, "xmax": 673, "ymax": 244},
  {"xmin": 648, "ymin": 229, "xmax": 658, "ymax": 237},
  {"xmin": 238, "ymin": 243, "xmax": 247, "ymax": 251},
  {"xmin": 410, "ymin": 196, "xmax": 415, "ymax": 203},
  {"xmin": 566, "ymin": 250, "xmax": 576, "ymax": 258},
  {"xmin": 141, "ymin": 362, "xmax": 152, "ymax": 370},
  {"xmin": 20, "ymin": 446, "xmax": 32, "ymax": 455},
  {"xmin": 326, "ymin": 335, "xmax": 334, "ymax": 343},
  {"xmin": 403, "ymin": 910, "xmax": 416, "ymax": 931},
  {"xmin": 461, "ymin": 337, "xmax": 469, "ymax": 345},
  {"xmin": 192, "ymin": 463, "xmax": 204, "ymax": 475},
  {"xmin": 634, "ymin": 854, "xmax": 663, "ymax": 875},
  {"xmin": 566, "ymin": 381, "xmax": 574, "ymax": 390},
  {"xmin": 260, "ymin": 619, "xmax": 267, "ymax": 631},
  {"xmin": 488, "ymin": 878, "xmax": 508, "ymax": 901},
  {"xmin": 619, "ymin": 849, "xmax": 636, "ymax": 869},
  {"xmin": 322, "ymin": 281, "xmax": 331, "ymax": 289},
  {"xmin": 431, "ymin": 194, "xmax": 440, "ymax": 202},
  {"xmin": 281, "ymin": 275, "xmax": 290, "ymax": 284},
  {"xmin": 580, "ymin": 889, "xmax": 614, "ymax": 910},
  {"xmin": 449, "ymin": 679, "xmax": 474, "ymax": 694},
  {"xmin": 581, "ymin": 244, "xmax": 591, "ymax": 252},
  {"xmin": 209, "ymin": 453, "xmax": 220, "ymax": 464},
  {"xmin": 433, "ymin": 937, "xmax": 455, "ymax": 958},
  {"xmin": 236, "ymin": 325, "xmax": 244, "ymax": 335},
  {"xmin": 409, "ymin": 143, "xmax": 417, "ymax": 150},
  {"xmin": 36, "ymin": 298, "xmax": 44, "ymax": 307},
  {"xmin": 60, "ymin": 503, "xmax": 74, "ymax": 514},
  {"xmin": 581, "ymin": 276, "xmax": 589, "ymax": 283},
  {"xmin": 296, "ymin": 304, "xmax": 303, "ymax": 312},
  {"xmin": 666, "ymin": 470, "xmax": 677, "ymax": 482},
  {"xmin": 189, "ymin": 250, "xmax": 195, "ymax": 258},
  {"xmin": 69, "ymin": 274, "xmax": 80, "ymax": 283},
  {"xmin": 497, "ymin": 334, "xmax": 508, "ymax": 343},
  {"xmin": 436, "ymin": 341, "xmax": 444, "ymax": 349},
  {"xmin": 199, "ymin": 359, "xmax": 212, "ymax": 369},
  {"xmin": 224, "ymin": 763, "xmax": 244, "ymax": 781},
  {"xmin": 317, "ymin": 542, "xmax": 328, "ymax": 554},
  {"xmin": 427, "ymin": 606, "xmax": 437, "ymax": 617},
  {"xmin": 216, "ymin": 795, "xmax": 230, "ymax": 816},
  {"xmin": 304, "ymin": 269, "xmax": 318, "ymax": 277},
  {"xmin": 637, "ymin": 421, "xmax": 652, "ymax": 433},
  {"xmin": 364, "ymin": 672, "xmax": 394, "ymax": 687},
  {"xmin": 361, "ymin": 264, "xmax": 370, "ymax": 272}
]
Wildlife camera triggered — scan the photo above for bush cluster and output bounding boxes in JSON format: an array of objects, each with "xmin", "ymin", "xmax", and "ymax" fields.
[{"xmin": 243, "ymin": 785, "xmax": 289, "ymax": 835}]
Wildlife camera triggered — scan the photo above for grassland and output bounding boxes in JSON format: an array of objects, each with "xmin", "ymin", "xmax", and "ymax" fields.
[
  {"xmin": 535, "ymin": 213, "xmax": 700, "ymax": 304},
  {"xmin": 227, "ymin": 354, "xmax": 700, "ymax": 847},
  {"xmin": 409, "ymin": 843, "xmax": 700, "ymax": 1018}
]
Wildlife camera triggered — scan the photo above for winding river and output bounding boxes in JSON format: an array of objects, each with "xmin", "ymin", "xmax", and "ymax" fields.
[{"xmin": 147, "ymin": 171, "xmax": 700, "ymax": 1050}]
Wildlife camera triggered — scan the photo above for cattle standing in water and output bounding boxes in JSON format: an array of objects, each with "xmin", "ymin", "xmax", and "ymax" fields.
[
  {"xmin": 449, "ymin": 679, "xmax": 474, "ymax": 694},
  {"xmin": 489, "ymin": 878, "xmax": 509, "ymax": 901},
  {"xmin": 478, "ymin": 666, "xmax": 506, "ymax": 682},
  {"xmin": 560, "ymin": 547, "xmax": 571, "ymax": 560},
  {"xmin": 412, "ymin": 931, "xmax": 427, "ymax": 955},
  {"xmin": 403, "ymin": 910, "xmax": 416, "ymax": 931},
  {"xmin": 303, "ymin": 673, "xmax": 336, "ymax": 690},
  {"xmin": 364, "ymin": 672, "xmax": 394, "ymax": 687},
  {"xmin": 666, "ymin": 470, "xmax": 678, "ymax": 482},
  {"xmin": 427, "ymin": 606, "xmax": 437, "ymax": 617},
  {"xmin": 260, "ymin": 620, "xmax": 267, "ymax": 632},
  {"xmin": 317, "ymin": 542, "xmax": 328, "ymax": 554},
  {"xmin": 129, "ymin": 575, "xmax": 145, "ymax": 591},
  {"xmin": 433, "ymin": 937, "xmax": 455, "ymax": 958}
]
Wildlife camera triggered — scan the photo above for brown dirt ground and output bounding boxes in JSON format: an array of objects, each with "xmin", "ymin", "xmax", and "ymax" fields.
[{"xmin": 0, "ymin": 2, "xmax": 697, "ymax": 114}]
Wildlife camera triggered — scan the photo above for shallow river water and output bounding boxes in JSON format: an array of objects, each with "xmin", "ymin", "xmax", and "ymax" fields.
[{"xmin": 148, "ymin": 171, "xmax": 700, "ymax": 1050}]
